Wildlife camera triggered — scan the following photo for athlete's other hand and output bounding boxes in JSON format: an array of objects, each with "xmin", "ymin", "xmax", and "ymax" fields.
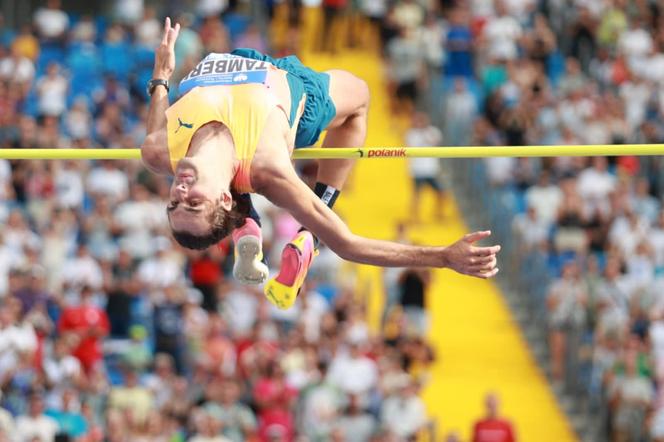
[
  {"xmin": 443, "ymin": 231, "xmax": 500, "ymax": 279},
  {"xmin": 153, "ymin": 17, "xmax": 180, "ymax": 80}
]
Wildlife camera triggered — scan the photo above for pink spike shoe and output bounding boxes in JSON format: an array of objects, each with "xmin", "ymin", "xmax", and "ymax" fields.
[
  {"xmin": 231, "ymin": 218, "xmax": 269, "ymax": 285},
  {"xmin": 264, "ymin": 230, "xmax": 318, "ymax": 310}
]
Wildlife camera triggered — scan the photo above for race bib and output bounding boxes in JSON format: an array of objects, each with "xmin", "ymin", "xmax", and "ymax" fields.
[{"xmin": 179, "ymin": 53, "xmax": 273, "ymax": 95}]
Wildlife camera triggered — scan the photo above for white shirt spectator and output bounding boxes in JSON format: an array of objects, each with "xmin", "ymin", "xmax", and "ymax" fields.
[
  {"xmin": 406, "ymin": 125, "xmax": 443, "ymax": 179},
  {"xmin": 4, "ymin": 225, "xmax": 41, "ymax": 257},
  {"xmin": 86, "ymin": 165, "xmax": 129, "ymax": 201},
  {"xmin": 222, "ymin": 287, "xmax": 259, "ymax": 337},
  {"xmin": 43, "ymin": 353, "xmax": 82, "ymax": 386},
  {"xmin": 0, "ymin": 407, "xmax": 14, "ymax": 441},
  {"xmin": 60, "ymin": 253, "xmax": 103, "ymax": 290},
  {"xmin": 113, "ymin": 198, "xmax": 164, "ymax": 233},
  {"xmin": 197, "ymin": 0, "xmax": 228, "ymax": 17},
  {"xmin": 650, "ymin": 319, "xmax": 664, "ymax": 364},
  {"xmin": 652, "ymin": 219, "xmax": 664, "ymax": 268},
  {"xmin": 387, "ymin": 34, "xmax": 424, "ymax": 84},
  {"xmin": 625, "ymin": 252, "xmax": 655, "ymax": 289},
  {"xmin": 525, "ymin": 182, "xmax": 563, "ymax": 225},
  {"xmin": 328, "ymin": 349, "xmax": 378, "ymax": 396},
  {"xmin": 0, "ymin": 160, "xmax": 10, "ymax": 200},
  {"xmin": 609, "ymin": 215, "xmax": 650, "ymax": 257},
  {"xmin": 0, "ymin": 243, "xmax": 12, "ymax": 297},
  {"xmin": 33, "ymin": 6, "xmax": 69, "ymax": 39},
  {"xmin": 485, "ymin": 157, "xmax": 516, "ymax": 186},
  {"xmin": 483, "ymin": 15, "xmax": 523, "ymax": 60},
  {"xmin": 618, "ymin": 27, "xmax": 653, "ymax": 73},
  {"xmin": 471, "ymin": 0, "xmax": 494, "ymax": 17},
  {"xmin": 577, "ymin": 166, "xmax": 616, "ymax": 217},
  {"xmin": 380, "ymin": 392, "xmax": 427, "ymax": 438},
  {"xmin": 114, "ymin": 0, "xmax": 144, "ymax": 24},
  {"xmin": 0, "ymin": 55, "xmax": 35, "ymax": 84},
  {"xmin": 0, "ymin": 322, "xmax": 38, "ymax": 379},
  {"xmin": 37, "ymin": 68, "xmax": 68, "ymax": 116},
  {"xmin": 620, "ymin": 79, "xmax": 651, "ymax": 131},
  {"xmin": 137, "ymin": 252, "xmax": 182, "ymax": 288},
  {"xmin": 65, "ymin": 100, "xmax": 92, "ymax": 140},
  {"xmin": 300, "ymin": 290, "xmax": 329, "ymax": 343},
  {"xmin": 54, "ymin": 166, "xmax": 84, "ymax": 209},
  {"xmin": 504, "ymin": 0, "xmax": 536, "ymax": 21},
  {"xmin": 15, "ymin": 413, "xmax": 59, "ymax": 442},
  {"xmin": 135, "ymin": 14, "xmax": 161, "ymax": 47},
  {"xmin": 642, "ymin": 52, "xmax": 664, "ymax": 85},
  {"xmin": 558, "ymin": 96, "xmax": 594, "ymax": 136},
  {"xmin": 512, "ymin": 209, "xmax": 550, "ymax": 249},
  {"xmin": 360, "ymin": 0, "xmax": 387, "ymax": 18}
]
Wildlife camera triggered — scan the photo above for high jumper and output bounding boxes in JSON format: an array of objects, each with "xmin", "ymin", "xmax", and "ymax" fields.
[{"xmin": 140, "ymin": 18, "xmax": 500, "ymax": 309}]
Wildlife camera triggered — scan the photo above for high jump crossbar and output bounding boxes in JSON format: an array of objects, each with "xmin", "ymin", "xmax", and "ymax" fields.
[{"xmin": 0, "ymin": 144, "xmax": 664, "ymax": 160}]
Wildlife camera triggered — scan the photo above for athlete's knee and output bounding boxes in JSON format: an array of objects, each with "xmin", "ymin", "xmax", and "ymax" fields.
[
  {"xmin": 353, "ymin": 76, "xmax": 370, "ymax": 114},
  {"xmin": 328, "ymin": 69, "xmax": 370, "ymax": 112}
]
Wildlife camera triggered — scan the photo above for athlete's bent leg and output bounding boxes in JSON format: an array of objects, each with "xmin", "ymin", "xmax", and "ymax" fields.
[
  {"xmin": 318, "ymin": 69, "xmax": 369, "ymax": 190},
  {"xmin": 264, "ymin": 71, "xmax": 369, "ymax": 309}
]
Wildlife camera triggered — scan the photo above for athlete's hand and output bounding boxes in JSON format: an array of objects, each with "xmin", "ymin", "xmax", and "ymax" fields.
[
  {"xmin": 443, "ymin": 231, "xmax": 501, "ymax": 279},
  {"xmin": 153, "ymin": 17, "xmax": 180, "ymax": 80}
]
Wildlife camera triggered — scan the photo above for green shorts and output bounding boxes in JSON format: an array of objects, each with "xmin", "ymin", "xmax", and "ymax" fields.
[{"xmin": 231, "ymin": 48, "xmax": 337, "ymax": 148}]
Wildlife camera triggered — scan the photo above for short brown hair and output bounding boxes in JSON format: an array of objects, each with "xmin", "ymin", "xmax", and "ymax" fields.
[{"xmin": 171, "ymin": 191, "xmax": 248, "ymax": 250}]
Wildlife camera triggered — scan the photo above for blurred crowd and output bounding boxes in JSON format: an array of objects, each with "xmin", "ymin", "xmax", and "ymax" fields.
[
  {"xmin": 383, "ymin": 0, "xmax": 664, "ymax": 441},
  {"xmin": 0, "ymin": 0, "xmax": 456, "ymax": 441}
]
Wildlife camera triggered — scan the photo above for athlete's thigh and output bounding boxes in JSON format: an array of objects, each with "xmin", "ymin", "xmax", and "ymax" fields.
[{"xmin": 324, "ymin": 69, "xmax": 370, "ymax": 130}]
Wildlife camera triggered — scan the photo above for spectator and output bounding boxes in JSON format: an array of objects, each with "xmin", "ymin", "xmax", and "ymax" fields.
[
  {"xmin": 36, "ymin": 62, "xmax": 68, "ymax": 117},
  {"xmin": 14, "ymin": 393, "xmax": 59, "ymax": 442},
  {"xmin": 380, "ymin": 374, "xmax": 427, "ymax": 439},
  {"xmin": 86, "ymin": 160, "xmax": 129, "ymax": 203},
  {"xmin": 511, "ymin": 205, "xmax": 549, "ymax": 252},
  {"xmin": 406, "ymin": 112, "xmax": 445, "ymax": 222},
  {"xmin": 397, "ymin": 267, "xmax": 430, "ymax": 337},
  {"xmin": 443, "ymin": 78, "xmax": 478, "ymax": 146},
  {"xmin": 337, "ymin": 393, "xmax": 377, "ymax": 442},
  {"xmin": 33, "ymin": 0, "xmax": 69, "ymax": 41},
  {"xmin": 546, "ymin": 261, "xmax": 587, "ymax": 381},
  {"xmin": 524, "ymin": 170, "xmax": 563, "ymax": 226},
  {"xmin": 471, "ymin": 393, "xmax": 516, "ymax": 442},
  {"xmin": 386, "ymin": 26, "xmax": 424, "ymax": 115},
  {"xmin": 60, "ymin": 245, "xmax": 103, "ymax": 291},
  {"xmin": 57, "ymin": 285, "xmax": 110, "ymax": 373},
  {"xmin": 190, "ymin": 407, "xmax": 231, "ymax": 442},
  {"xmin": 482, "ymin": 0, "xmax": 523, "ymax": 62},
  {"xmin": 298, "ymin": 360, "xmax": 343, "ymax": 439},
  {"xmin": 0, "ymin": 45, "xmax": 35, "ymax": 94},
  {"xmin": 328, "ymin": 341, "xmax": 378, "ymax": 402},
  {"xmin": 204, "ymin": 377, "xmax": 257, "ymax": 442},
  {"xmin": 108, "ymin": 369, "xmax": 154, "ymax": 426},
  {"xmin": 610, "ymin": 354, "xmax": 654, "ymax": 442},
  {"xmin": 45, "ymin": 388, "xmax": 87, "ymax": 438},
  {"xmin": 319, "ymin": 0, "xmax": 348, "ymax": 53}
]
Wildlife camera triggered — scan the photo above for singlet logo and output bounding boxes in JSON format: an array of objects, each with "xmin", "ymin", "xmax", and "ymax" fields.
[{"xmin": 175, "ymin": 117, "xmax": 193, "ymax": 133}]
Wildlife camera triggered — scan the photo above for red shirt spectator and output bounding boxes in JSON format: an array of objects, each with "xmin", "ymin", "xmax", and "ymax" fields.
[
  {"xmin": 253, "ymin": 361, "xmax": 297, "ymax": 442},
  {"xmin": 57, "ymin": 287, "xmax": 109, "ymax": 373},
  {"xmin": 472, "ymin": 393, "xmax": 516, "ymax": 442}
]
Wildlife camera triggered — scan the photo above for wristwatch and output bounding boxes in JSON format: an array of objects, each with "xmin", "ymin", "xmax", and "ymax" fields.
[{"xmin": 147, "ymin": 78, "xmax": 170, "ymax": 96}]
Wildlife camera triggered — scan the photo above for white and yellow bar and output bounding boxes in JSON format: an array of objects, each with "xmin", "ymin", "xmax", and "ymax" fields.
[{"xmin": 0, "ymin": 144, "xmax": 663, "ymax": 160}]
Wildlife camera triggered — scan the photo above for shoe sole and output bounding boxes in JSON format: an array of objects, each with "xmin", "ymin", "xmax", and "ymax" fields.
[{"xmin": 233, "ymin": 236, "xmax": 268, "ymax": 285}]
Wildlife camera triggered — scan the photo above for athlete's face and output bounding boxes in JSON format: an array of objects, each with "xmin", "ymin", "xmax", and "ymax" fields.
[{"xmin": 167, "ymin": 160, "xmax": 232, "ymax": 235}]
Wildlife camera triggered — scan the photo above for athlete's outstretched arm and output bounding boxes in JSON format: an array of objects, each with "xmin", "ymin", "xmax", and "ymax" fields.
[
  {"xmin": 258, "ymin": 167, "xmax": 500, "ymax": 278},
  {"xmin": 141, "ymin": 17, "xmax": 180, "ymax": 174}
]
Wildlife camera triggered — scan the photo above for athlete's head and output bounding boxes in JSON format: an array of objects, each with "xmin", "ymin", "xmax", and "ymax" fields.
[{"xmin": 167, "ymin": 160, "xmax": 245, "ymax": 250}]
